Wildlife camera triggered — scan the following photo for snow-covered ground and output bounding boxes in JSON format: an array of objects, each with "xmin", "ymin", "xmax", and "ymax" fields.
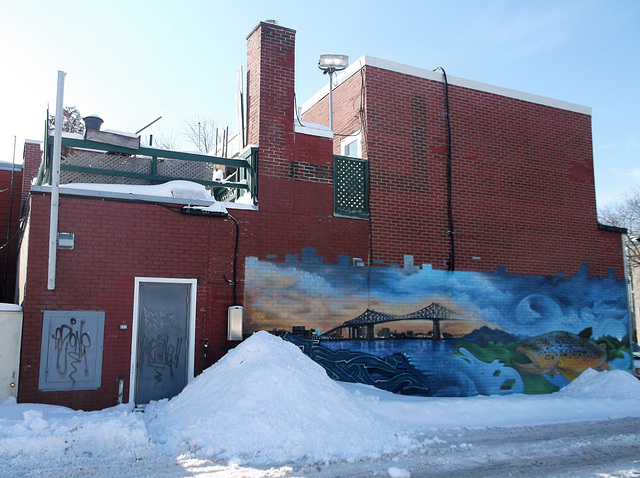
[{"xmin": 2, "ymin": 331, "xmax": 640, "ymax": 477}]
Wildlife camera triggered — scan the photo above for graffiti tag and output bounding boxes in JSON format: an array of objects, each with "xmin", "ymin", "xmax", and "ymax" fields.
[
  {"xmin": 140, "ymin": 334, "xmax": 183, "ymax": 382},
  {"xmin": 143, "ymin": 307, "xmax": 177, "ymax": 332},
  {"xmin": 51, "ymin": 318, "xmax": 92, "ymax": 382}
]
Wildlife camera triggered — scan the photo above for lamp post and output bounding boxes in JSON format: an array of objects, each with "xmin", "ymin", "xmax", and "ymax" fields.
[{"xmin": 318, "ymin": 54, "xmax": 348, "ymax": 131}]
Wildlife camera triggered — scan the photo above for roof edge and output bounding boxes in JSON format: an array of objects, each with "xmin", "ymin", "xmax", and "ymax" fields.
[
  {"xmin": 247, "ymin": 20, "xmax": 296, "ymax": 40},
  {"xmin": 301, "ymin": 55, "xmax": 591, "ymax": 116},
  {"xmin": 598, "ymin": 223, "xmax": 628, "ymax": 234}
]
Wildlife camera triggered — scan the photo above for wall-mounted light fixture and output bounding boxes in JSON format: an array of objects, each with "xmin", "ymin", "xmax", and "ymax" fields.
[
  {"xmin": 57, "ymin": 232, "xmax": 75, "ymax": 250},
  {"xmin": 318, "ymin": 54, "xmax": 348, "ymax": 131}
]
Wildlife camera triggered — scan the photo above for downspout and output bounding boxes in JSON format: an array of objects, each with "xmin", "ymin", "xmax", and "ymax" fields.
[
  {"xmin": 228, "ymin": 213, "xmax": 239, "ymax": 305},
  {"xmin": 47, "ymin": 71, "xmax": 65, "ymax": 290},
  {"xmin": 433, "ymin": 67, "xmax": 455, "ymax": 271},
  {"xmin": 180, "ymin": 208, "xmax": 239, "ymax": 304}
]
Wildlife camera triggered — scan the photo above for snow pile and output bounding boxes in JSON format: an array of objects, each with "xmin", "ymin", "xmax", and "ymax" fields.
[
  {"xmin": 2, "ymin": 333, "xmax": 640, "ymax": 476},
  {"xmin": 0, "ymin": 400, "xmax": 151, "ymax": 469},
  {"xmin": 146, "ymin": 331, "xmax": 410, "ymax": 464},
  {"xmin": 559, "ymin": 367, "xmax": 640, "ymax": 398}
]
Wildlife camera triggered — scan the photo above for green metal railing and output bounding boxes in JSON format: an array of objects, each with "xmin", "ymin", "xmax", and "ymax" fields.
[{"xmin": 38, "ymin": 135, "xmax": 258, "ymax": 204}]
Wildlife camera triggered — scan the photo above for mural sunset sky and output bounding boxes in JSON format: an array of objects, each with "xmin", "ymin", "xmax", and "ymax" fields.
[{"xmin": 245, "ymin": 256, "xmax": 628, "ymax": 340}]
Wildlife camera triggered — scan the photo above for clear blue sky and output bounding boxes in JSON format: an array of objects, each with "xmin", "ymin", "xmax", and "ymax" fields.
[{"xmin": 1, "ymin": 0, "xmax": 638, "ymax": 208}]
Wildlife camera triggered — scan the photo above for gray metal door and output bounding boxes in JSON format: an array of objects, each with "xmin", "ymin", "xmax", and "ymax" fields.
[{"xmin": 134, "ymin": 281, "xmax": 190, "ymax": 405}]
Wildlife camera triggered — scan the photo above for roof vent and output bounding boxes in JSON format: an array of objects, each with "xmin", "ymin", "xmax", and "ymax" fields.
[{"xmin": 83, "ymin": 114, "xmax": 103, "ymax": 131}]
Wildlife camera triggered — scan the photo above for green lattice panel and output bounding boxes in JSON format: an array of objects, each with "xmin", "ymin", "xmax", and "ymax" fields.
[{"xmin": 334, "ymin": 156, "xmax": 369, "ymax": 218}]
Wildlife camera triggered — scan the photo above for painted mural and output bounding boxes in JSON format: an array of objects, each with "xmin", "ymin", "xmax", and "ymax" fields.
[{"xmin": 244, "ymin": 249, "xmax": 632, "ymax": 396}]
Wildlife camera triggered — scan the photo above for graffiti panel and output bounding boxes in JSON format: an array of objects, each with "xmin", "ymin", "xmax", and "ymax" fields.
[
  {"xmin": 245, "ymin": 252, "xmax": 632, "ymax": 396},
  {"xmin": 38, "ymin": 310, "xmax": 105, "ymax": 391}
]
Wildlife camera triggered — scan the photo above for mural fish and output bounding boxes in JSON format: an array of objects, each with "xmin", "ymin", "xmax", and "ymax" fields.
[{"xmin": 511, "ymin": 327, "xmax": 608, "ymax": 382}]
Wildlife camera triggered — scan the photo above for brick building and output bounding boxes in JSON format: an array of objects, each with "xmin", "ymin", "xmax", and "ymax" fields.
[
  {"xmin": 0, "ymin": 157, "xmax": 23, "ymax": 303},
  {"xmin": 14, "ymin": 21, "xmax": 631, "ymax": 410}
]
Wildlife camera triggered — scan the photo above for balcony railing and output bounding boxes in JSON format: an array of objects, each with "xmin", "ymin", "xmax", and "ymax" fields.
[{"xmin": 37, "ymin": 134, "xmax": 258, "ymax": 204}]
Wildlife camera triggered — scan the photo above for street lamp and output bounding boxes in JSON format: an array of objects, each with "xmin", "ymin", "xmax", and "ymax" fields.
[{"xmin": 318, "ymin": 54, "xmax": 349, "ymax": 131}]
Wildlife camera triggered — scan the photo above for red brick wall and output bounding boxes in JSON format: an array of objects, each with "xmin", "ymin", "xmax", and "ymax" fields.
[
  {"xmin": 0, "ymin": 166, "xmax": 23, "ymax": 302},
  {"xmin": 17, "ymin": 22, "xmax": 626, "ymax": 410},
  {"xmin": 246, "ymin": 22, "xmax": 296, "ymax": 180},
  {"xmin": 17, "ymin": 20, "xmax": 372, "ymax": 410},
  {"xmin": 18, "ymin": 194, "xmax": 240, "ymax": 408},
  {"xmin": 303, "ymin": 71, "xmax": 364, "ymax": 156},
  {"xmin": 304, "ymin": 64, "xmax": 624, "ymax": 278},
  {"xmin": 18, "ymin": 183, "xmax": 369, "ymax": 409}
]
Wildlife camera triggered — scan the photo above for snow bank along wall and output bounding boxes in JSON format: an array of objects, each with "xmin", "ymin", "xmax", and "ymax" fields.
[{"xmin": 14, "ymin": 21, "xmax": 629, "ymax": 410}]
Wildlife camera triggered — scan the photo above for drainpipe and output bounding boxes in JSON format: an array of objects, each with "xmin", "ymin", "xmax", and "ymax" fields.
[
  {"xmin": 433, "ymin": 66, "xmax": 455, "ymax": 271},
  {"xmin": 47, "ymin": 70, "xmax": 65, "ymax": 290}
]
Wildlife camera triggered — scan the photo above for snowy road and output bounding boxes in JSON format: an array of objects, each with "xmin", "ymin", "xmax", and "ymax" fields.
[
  {"xmin": 7, "ymin": 417, "xmax": 640, "ymax": 477},
  {"xmin": 301, "ymin": 417, "xmax": 640, "ymax": 478}
]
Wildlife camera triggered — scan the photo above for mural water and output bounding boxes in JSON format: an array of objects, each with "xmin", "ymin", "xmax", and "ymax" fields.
[{"xmin": 244, "ymin": 251, "xmax": 632, "ymax": 396}]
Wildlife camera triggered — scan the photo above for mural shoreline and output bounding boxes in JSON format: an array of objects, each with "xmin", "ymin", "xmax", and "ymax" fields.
[{"xmin": 245, "ymin": 250, "xmax": 632, "ymax": 396}]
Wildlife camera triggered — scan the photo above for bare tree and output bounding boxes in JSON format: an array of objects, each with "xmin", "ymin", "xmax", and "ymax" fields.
[
  {"xmin": 183, "ymin": 116, "xmax": 222, "ymax": 154},
  {"xmin": 599, "ymin": 187, "xmax": 640, "ymax": 267},
  {"xmin": 599, "ymin": 188, "xmax": 640, "ymax": 233},
  {"xmin": 152, "ymin": 128, "xmax": 181, "ymax": 150},
  {"xmin": 601, "ymin": 187, "xmax": 640, "ymax": 342},
  {"xmin": 600, "ymin": 187, "xmax": 640, "ymax": 342},
  {"xmin": 48, "ymin": 106, "xmax": 85, "ymax": 134},
  {"xmin": 152, "ymin": 116, "xmax": 226, "ymax": 154}
]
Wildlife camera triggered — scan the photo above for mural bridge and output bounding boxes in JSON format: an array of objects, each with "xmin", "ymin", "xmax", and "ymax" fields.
[{"xmin": 320, "ymin": 302, "xmax": 460, "ymax": 341}]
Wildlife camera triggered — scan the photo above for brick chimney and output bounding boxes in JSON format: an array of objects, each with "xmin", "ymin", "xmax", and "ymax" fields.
[
  {"xmin": 22, "ymin": 140, "xmax": 43, "ymax": 208},
  {"xmin": 246, "ymin": 21, "xmax": 296, "ymax": 178}
]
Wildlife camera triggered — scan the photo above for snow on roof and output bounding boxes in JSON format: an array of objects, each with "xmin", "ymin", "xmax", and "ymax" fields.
[
  {"xmin": 0, "ymin": 161, "xmax": 22, "ymax": 172},
  {"xmin": 45, "ymin": 180, "xmax": 258, "ymax": 210},
  {"xmin": 60, "ymin": 180, "xmax": 214, "ymax": 201},
  {"xmin": 102, "ymin": 129, "xmax": 139, "ymax": 139},
  {"xmin": 294, "ymin": 119, "xmax": 333, "ymax": 138},
  {"xmin": 60, "ymin": 132, "xmax": 84, "ymax": 140},
  {"xmin": 0, "ymin": 303, "xmax": 22, "ymax": 312}
]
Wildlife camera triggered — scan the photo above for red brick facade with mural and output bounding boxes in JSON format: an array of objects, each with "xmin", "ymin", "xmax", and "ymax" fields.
[{"xmin": 14, "ymin": 21, "xmax": 628, "ymax": 410}]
